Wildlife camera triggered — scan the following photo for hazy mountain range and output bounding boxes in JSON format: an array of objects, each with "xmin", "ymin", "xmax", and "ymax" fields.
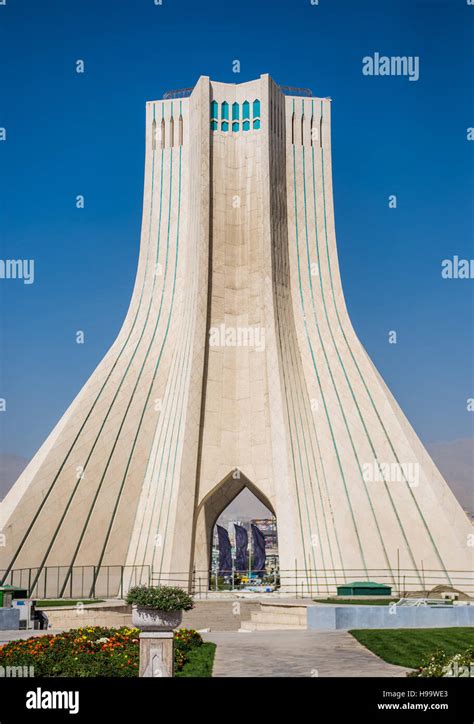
[
  {"xmin": 426, "ymin": 438, "xmax": 473, "ymax": 519},
  {"xmin": 0, "ymin": 454, "xmax": 29, "ymax": 501}
]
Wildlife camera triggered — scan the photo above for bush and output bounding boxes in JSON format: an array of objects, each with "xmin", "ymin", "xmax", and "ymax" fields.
[
  {"xmin": 408, "ymin": 647, "xmax": 474, "ymax": 677},
  {"xmin": 125, "ymin": 585, "xmax": 194, "ymax": 612},
  {"xmin": 174, "ymin": 628, "xmax": 203, "ymax": 672},
  {"xmin": 0, "ymin": 626, "xmax": 204, "ymax": 677},
  {"xmin": 174, "ymin": 628, "xmax": 203, "ymax": 654}
]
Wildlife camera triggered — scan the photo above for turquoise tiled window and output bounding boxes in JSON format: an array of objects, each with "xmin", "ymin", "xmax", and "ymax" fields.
[
  {"xmin": 211, "ymin": 99, "xmax": 261, "ymax": 133},
  {"xmin": 210, "ymin": 100, "xmax": 218, "ymax": 131},
  {"xmin": 252, "ymin": 99, "xmax": 261, "ymax": 131}
]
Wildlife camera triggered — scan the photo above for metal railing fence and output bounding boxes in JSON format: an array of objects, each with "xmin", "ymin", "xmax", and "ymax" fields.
[
  {"xmin": 1, "ymin": 565, "xmax": 472, "ymax": 600},
  {"xmin": 0, "ymin": 565, "xmax": 150, "ymax": 600}
]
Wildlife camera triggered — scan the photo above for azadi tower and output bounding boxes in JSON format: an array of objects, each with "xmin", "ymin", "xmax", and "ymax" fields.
[{"xmin": 1, "ymin": 75, "xmax": 471, "ymax": 597}]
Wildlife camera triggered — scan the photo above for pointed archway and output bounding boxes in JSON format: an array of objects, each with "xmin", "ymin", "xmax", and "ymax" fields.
[{"xmin": 191, "ymin": 469, "xmax": 276, "ymax": 593}]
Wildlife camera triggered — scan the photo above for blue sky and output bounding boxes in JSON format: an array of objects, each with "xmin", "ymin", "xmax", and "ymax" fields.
[{"xmin": 0, "ymin": 0, "xmax": 473, "ymax": 459}]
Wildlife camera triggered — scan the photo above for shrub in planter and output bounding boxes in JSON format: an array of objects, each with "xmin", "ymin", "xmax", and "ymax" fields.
[
  {"xmin": 125, "ymin": 585, "xmax": 194, "ymax": 631},
  {"xmin": 125, "ymin": 585, "xmax": 193, "ymax": 611}
]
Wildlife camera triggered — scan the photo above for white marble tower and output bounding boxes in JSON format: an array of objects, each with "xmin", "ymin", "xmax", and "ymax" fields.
[{"xmin": 1, "ymin": 75, "xmax": 471, "ymax": 596}]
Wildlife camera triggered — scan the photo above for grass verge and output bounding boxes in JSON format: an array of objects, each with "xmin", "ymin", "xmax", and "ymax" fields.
[
  {"xmin": 315, "ymin": 598, "xmax": 397, "ymax": 606},
  {"xmin": 349, "ymin": 627, "xmax": 474, "ymax": 669},
  {"xmin": 175, "ymin": 642, "xmax": 216, "ymax": 677}
]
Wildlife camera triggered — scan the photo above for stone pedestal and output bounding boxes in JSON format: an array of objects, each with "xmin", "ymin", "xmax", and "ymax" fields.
[{"xmin": 139, "ymin": 631, "xmax": 174, "ymax": 677}]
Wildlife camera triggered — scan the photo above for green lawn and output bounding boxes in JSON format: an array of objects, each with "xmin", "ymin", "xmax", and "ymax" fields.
[
  {"xmin": 350, "ymin": 627, "xmax": 474, "ymax": 669},
  {"xmin": 175, "ymin": 642, "xmax": 216, "ymax": 677},
  {"xmin": 315, "ymin": 598, "xmax": 397, "ymax": 606},
  {"xmin": 36, "ymin": 599, "xmax": 104, "ymax": 607}
]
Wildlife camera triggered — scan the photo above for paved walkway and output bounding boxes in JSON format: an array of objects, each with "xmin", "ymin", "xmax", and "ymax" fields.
[{"xmin": 202, "ymin": 630, "xmax": 411, "ymax": 677}]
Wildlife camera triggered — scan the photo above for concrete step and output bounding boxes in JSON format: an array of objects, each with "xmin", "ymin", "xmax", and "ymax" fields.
[
  {"xmin": 254, "ymin": 604, "xmax": 308, "ymax": 614},
  {"xmin": 240, "ymin": 602, "xmax": 309, "ymax": 630},
  {"xmin": 249, "ymin": 611, "xmax": 307, "ymax": 625},
  {"xmin": 240, "ymin": 620, "xmax": 306, "ymax": 631},
  {"xmin": 181, "ymin": 600, "xmax": 260, "ymax": 631},
  {"xmin": 258, "ymin": 604, "xmax": 308, "ymax": 615}
]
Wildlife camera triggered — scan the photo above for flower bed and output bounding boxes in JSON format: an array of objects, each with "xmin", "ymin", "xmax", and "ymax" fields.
[
  {"xmin": 0, "ymin": 626, "xmax": 204, "ymax": 677},
  {"xmin": 408, "ymin": 647, "xmax": 474, "ymax": 678}
]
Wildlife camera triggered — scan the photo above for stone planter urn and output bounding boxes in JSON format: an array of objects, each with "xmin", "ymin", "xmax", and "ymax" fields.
[
  {"xmin": 126, "ymin": 585, "xmax": 194, "ymax": 677},
  {"xmin": 132, "ymin": 605, "xmax": 183, "ymax": 632}
]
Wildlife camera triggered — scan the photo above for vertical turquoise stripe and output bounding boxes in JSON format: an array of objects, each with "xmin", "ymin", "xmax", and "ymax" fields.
[
  {"xmin": 88, "ymin": 143, "xmax": 181, "ymax": 591},
  {"xmin": 141, "ymin": 144, "xmax": 187, "ymax": 569},
  {"xmin": 318, "ymin": 101, "xmax": 450, "ymax": 582},
  {"xmin": 292, "ymin": 102, "xmax": 368, "ymax": 575},
  {"xmin": 133, "ymin": 103, "xmax": 184, "ymax": 566},
  {"xmin": 26, "ymin": 105, "xmax": 167, "ymax": 595},
  {"xmin": 314, "ymin": 123, "xmax": 419, "ymax": 579},
  {"xmin": 56, "ymin": 137, "xmax": 172, "ymax": 596},
  {"xmin": 291, "ymin": 97, "xmax": 329, "ymax": 580},
  {"xmin": 268, "ymin": 97, "xmax": 315, "ymax": 587},
  {"xmin": 156, "ymin": 143, "xmax": 197, "ymax": 573},
  {"xmin": 296, "ymin": 99, "xmax": 339, "ymax": 574},
  {"xmin": 2, "ymin": 102, "xmax": 162, "ymax": 583},
  {"xmin": 287, "ymin": 97, "xmax": 313, "ymax": 586},
  {"xmin": 56, "ymin": 110, "xmax": 169, "ymax": 593},
  {"xmin": 302, "ymin": 106, "xmax": 395, "ymax": 582}
]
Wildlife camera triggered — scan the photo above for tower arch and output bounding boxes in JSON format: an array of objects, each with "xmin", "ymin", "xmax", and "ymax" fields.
[{"xmin": 192, "ymin": 470, "xmax": 276, "ymax": 590}]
